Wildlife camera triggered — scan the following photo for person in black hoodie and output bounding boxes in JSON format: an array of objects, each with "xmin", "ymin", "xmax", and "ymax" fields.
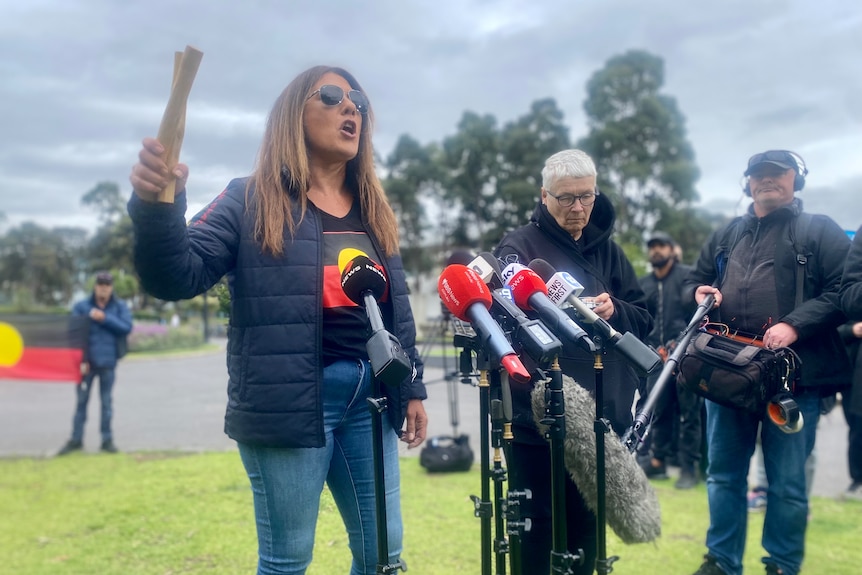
[
  {"xmin": 128, "ymin": 66, "xmax": 427, "ymax": 575},
  {"xmin": 638, "ymin": 231, "xmax": 702, "ymax": 489},
  {"xmin": 494, "ymin": 148, "xmax": 652, "ymax": 575}
]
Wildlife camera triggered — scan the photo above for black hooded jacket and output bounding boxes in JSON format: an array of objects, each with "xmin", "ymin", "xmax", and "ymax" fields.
[
  {"xmin": 683, "ymin": 199, "xmax": 850, "ymax": 393},
  {"xmin": 495, "ymin": 194, "xmax": 653, "ymax": 442}
]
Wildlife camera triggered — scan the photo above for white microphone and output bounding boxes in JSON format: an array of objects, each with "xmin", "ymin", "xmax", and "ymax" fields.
[
  {"xmin": 466, "ymin": 252, "xmax": 504, "ymax": 289},
  {"xmin": 528, "ymin": 259, "xmax": 661, "ymax": 376},
  {"xmin": 545, "ymin": 270, "xmax": 585, "ymax": 307}
]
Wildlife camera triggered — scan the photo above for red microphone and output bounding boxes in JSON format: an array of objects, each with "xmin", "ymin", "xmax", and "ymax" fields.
[
  {"xmin": 438, "ymin": 264, "xmax": 530, "ymax": 383},
  {"xmin": 504, "ymin": 264, "xmax": 594, "ymax": 352}
]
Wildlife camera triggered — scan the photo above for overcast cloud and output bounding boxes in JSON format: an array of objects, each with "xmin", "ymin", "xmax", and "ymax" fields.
[{"xmin": 1, "ymin": 0, "xmax": 860, "ymax": 234}]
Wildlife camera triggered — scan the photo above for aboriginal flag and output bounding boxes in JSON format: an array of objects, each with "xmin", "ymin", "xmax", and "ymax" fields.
[{"xmin": 0, "ymin": 314, "xmax": 88, "ymax": 383}]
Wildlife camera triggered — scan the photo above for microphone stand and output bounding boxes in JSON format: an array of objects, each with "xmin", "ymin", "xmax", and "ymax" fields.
[
  {"xmin": 504, "ymin": 411, "xmax": 527, "ymax": 575},
  {"xmin": 590, "ymin": 335, "xmax": 618, "ymax": 575},
  {"xmin": 623, "ymin": 295, "xmax": 714, "ymax": 455},
  {"xmin": 366, "ymin": 375, "xmax": 408, "ymax": 574},
  {"xmin": 469, "ymin": 353, "xmax": 495, "ymax": 575},
  {"xmin": 489, "ymin": 369, "xmax": 510, "ymax": 574},
  {"xmin": 539, "ymin": 358, "xmax": 584, "ymax": 574}
]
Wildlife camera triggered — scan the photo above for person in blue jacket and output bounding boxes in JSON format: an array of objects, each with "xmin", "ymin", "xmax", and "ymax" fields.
[
  {"xmin": 128, "ymin": 65, "xmax": 427, "ymax": 575},
  {"xmin": 58, "ymin": 271, "xmax": 133, "ymax": 455}
]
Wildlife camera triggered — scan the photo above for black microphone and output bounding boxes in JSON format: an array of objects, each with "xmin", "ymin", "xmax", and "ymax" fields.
[
  {"xmin": 528, "ymin": 259, "xmax": 661, "ymax": 376},
  {"xmin": 341, "ymin": 255, "xmax": 413, "ymax": 388},
  {"xmin": 465, "ymin": 253, "xmax": 563, "ymax": 367},
  {"xmin": 490, "ymin": 287, "xmax": 563, "ymax": 369},
  {"xmin": 502, "ymin": 262, "xmax": 596, "ymax": 353}
]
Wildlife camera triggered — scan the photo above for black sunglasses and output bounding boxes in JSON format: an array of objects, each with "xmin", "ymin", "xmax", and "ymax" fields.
[{"xmin": 306, "ymin": 84, "xmax": 368, "ymax": 115}]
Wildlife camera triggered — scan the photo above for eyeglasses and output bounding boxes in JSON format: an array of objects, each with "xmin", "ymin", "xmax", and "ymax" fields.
[
  {"xmin": 306, "ymin": 84, "xmax": 368, "ymax": 115},
  {"xmin": 545, "ymin": 188, "xmax": 599, "ymax": 207}
]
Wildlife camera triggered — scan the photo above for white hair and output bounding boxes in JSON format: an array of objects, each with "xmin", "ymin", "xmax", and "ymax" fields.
[{"xmin": 541, "ymin": 149, "xmax": 597, "ymax": 190}]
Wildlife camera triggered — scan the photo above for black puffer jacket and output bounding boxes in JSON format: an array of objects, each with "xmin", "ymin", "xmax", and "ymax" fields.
[
  {"xmin": 683, "ymin": 199, "xmax": 850, "ymax": 393},
  {"xmin": 128, "ymin": 178, "xmax": 425, "ymax": 448},
  {"xmin": 495, "ymin": 195, "xmax": 653, "ymax": 441}
]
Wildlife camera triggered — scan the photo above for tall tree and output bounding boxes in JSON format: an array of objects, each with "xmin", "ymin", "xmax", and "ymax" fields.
[
  {"xmin": 0, "ymin": 222, "xmax": 79, "ymax": 307},
  {"xmin": 82, "ymin": 181, "xmax": 127, "ymax": 223},
  {"xmin": 81, "ymin": 181, "xmax": 135, "ymax": 276},
  {"xmin": 494, "ymin": 98, "xmax": 571, "ymax": 244},
  {"xmin": 440, "ymin": 111, "xmax": 501, "ymax": 250},
  {"xmin": 578, "ymin": 49, "xmax": 703, "ymax": 247},
  {"xmin": 382, "ymin": 135, "xmax": 447, "ymax": 287}
]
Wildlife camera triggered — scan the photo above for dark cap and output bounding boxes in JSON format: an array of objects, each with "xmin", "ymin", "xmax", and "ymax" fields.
[
  {"xmin": 95, "ymin": 271, "xmax": 113, "ymax": 285},
  {"xmin": 647, "ymin": 231, "xmax": 676, "ymax": 247},
  {"xmin": 744, "ymin": 150, "xmax": 798, "ymax": 176}
]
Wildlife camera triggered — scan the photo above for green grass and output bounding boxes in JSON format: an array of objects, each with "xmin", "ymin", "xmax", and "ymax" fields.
[
  {"xmin": 0, "ymin": 452, "xmax": 859, "ymax": 574},
  {"xmin": 126, "ymin": 342, "xmax": 222, "ymax": 360}
]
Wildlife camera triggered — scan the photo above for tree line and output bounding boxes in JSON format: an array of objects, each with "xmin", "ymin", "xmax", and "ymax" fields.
[{"xmin": 0, "ymin": 49, "xmax": 729, "ymax": 309}]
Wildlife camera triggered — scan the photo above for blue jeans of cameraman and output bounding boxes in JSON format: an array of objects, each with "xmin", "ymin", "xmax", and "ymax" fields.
[
  {"xmin": 238, "ymin": 359, "xmax": 402, "ymax": 575},
  {"xmin": 71, "ymin": 366, "xmax": 116, "ymax": 443},
  {"xmin": 704, "ymin": 389, "xmax": 819, "ymax": 575}
]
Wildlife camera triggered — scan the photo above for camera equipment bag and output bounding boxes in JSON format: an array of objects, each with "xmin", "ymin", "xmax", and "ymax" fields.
[
  {"xmin": 419, "ymin": 434, "xmax": 474, "ymax": 473},
  {"xmin": 677, "ymin": 331, "xmax": 800, "ymax": 415}
]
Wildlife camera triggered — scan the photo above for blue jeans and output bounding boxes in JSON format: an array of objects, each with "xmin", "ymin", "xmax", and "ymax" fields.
[
  {"xmin": 71, "ymin": 366, "xmax": 116, "ymax": 443},
  {"xmin": 238, "ymin": 359, "xmax": 402, "ymax": 575},
  {"xmin": 704, "ymin": 390, "xmax": 819, "ymax": 575}
]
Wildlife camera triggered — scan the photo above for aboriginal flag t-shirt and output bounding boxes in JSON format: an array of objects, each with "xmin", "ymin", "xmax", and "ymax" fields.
[{"xmin": 319, "ymin": 201, "xmax": 390, "ymax": 365}]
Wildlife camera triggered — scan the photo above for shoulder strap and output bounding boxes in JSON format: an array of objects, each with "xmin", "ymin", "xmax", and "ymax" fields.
[
  {"xmin": 791, "ymin": 212, "xmax": 813, "ymax": 308},
  {"xmin": 715, "ymin": 217, "xmax": 744, "ymax": 284}
]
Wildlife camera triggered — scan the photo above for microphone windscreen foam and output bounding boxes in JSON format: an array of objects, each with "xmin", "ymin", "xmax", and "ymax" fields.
[
  {"xmin": 341, "ymin": 255, "xmax": 387, "ymax": 304},
  {"xmin": 527, "ymin": 258, "xmax": 556, "ymax": 283},
  {"xmin": 506, "ymin": 268, "xmax": 548, "ymax": 310},
  {"xmin": 530, "ymin": 375, "xmax": 661, "ymax": 544},
  {"xmin": 437, "ymin": 264, "xmax": 492, "ymax": 321}
]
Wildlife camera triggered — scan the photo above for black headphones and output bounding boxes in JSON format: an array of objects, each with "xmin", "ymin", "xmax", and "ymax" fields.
[{"xmin": 742, "ymin": 150, "xmax": 808, "ymax": 196}]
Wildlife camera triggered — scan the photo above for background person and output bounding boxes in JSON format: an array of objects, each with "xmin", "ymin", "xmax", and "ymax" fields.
[
  {"xmin": 58, "ymin": 271, "xmax": 132, "ymax": 455},
  {"xmin": 494, "ymin": 149, "xmax": 652, "ymax": 575},
  {"xmin": 685, "ymin": 150, "xmax": 850, "ymax": 575},
  {"xmin": 128, "ymin": 65, "xmax": 427, "ymax": 575},
  {"xmin": 638, "ymin": 231, "xmax": 702, "ymax": 489},
  {"xmin": 839, "ymin": 225, "xmax": 862, "ymax": 499}
]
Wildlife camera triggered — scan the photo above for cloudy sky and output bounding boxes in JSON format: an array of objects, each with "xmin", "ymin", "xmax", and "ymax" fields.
[{"xmin": 1, "ymin": 0, "xmax": 860, "ymax": 235}]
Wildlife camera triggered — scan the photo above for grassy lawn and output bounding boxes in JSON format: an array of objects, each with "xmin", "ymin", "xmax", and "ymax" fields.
[{"xmin": 1, "ymin": 452, "xmax": 859, "ymax": 574}]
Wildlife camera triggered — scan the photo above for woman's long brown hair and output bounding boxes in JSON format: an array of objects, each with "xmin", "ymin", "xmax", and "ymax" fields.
[{"xmin": 248, "ymin": 65, "xmax": 399, "ymax": 257}]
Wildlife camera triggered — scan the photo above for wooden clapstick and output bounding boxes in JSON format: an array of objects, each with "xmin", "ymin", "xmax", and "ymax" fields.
[{"xmin": 156, "ymin": 45, "xmax": 203, "ymax": 203}]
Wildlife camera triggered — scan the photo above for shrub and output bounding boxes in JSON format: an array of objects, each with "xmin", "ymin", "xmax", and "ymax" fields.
[{"xmin": 128, "ymin": 322, "xmax": 204, "ymax": 353}]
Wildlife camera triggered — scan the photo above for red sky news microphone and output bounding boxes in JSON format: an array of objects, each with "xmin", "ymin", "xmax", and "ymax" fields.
[
  {"xmin": 437, "ymin": 264, "xmax": 531, "ymax": 383},
  {"xmin": 502, "ymin": 263, "xmax": 595, "ymax": 353},
  {"xmin": 341, "ymin": 255, "xmax": 413, "ymax": 388},
  {"xmin": 527, "ymin": 259, "xmax": 661, "ymax": 376}
]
